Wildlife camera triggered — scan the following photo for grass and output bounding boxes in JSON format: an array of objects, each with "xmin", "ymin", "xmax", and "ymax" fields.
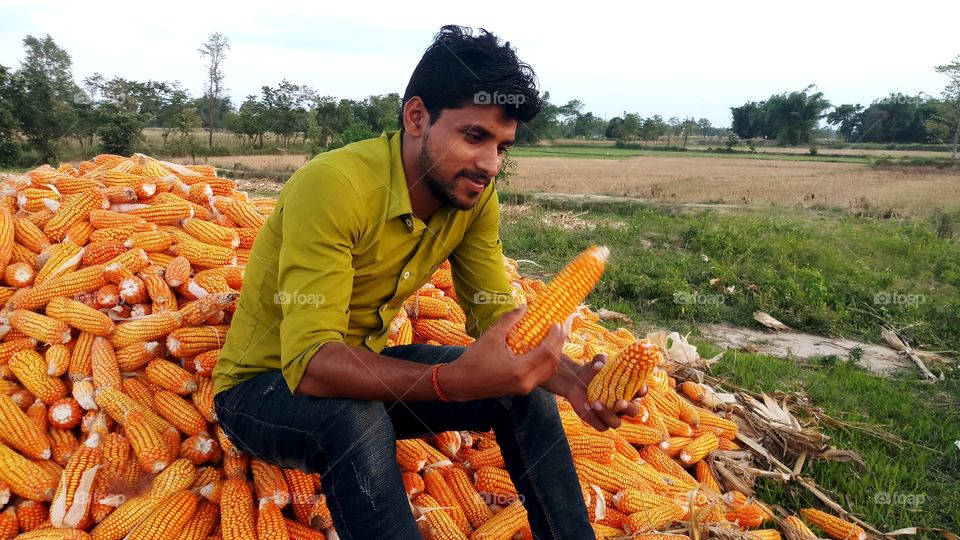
[
  {"xmin": 498, "ymin": 198, "xmax": 959, "ymax": 532},
  {"xmin": 702, "ymin": 345, "xmax": 960, "ymax": 532},
  {"xmin": 498, "ymin": 194, "xmax": 960, "ymax": 353}
]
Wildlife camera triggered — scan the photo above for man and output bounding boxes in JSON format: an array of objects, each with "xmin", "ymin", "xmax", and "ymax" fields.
[{"xmin": 213, "ymin": 25, "xmax": 637, "ymax": 539}]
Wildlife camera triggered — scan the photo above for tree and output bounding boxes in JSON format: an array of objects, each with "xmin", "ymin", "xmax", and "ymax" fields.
[
  {"xmin": 96, "ymin": 105, "xmax": 145, "ymax": 155},
  {"xmin": 229, "ymin": 95, "xmax": 269, "ymax": 147},
  {"xmin": 11, "ymin": 35, "xmax": 80, "ymax": 163},
  {"xmin": 826, "ymin": 104, "xmax": 863, "ymax": 141},
  {"xmin": 198, "ymin": 32, "xmax": 229, "ymax": 148},
  {"xmin": 605, "ymin": 116, "xmax": 623, "ymax": 139},
  {"xmin": 0, "ymin": 64, "xmax": 23, "ymax": 166},
  {"xmin": 697, "ymin": 118, "xmax": 712, "ymax": 138},
  {"xmin": 926, "ymin": 55, "xmax": 960, "ymax": 160},
  {"xmin": 666, "ymin": 117, "xmax": 680, "ymax": 146},
  {"xmin": 730, "ymin": 87, "xmax": 830, "ymax": 145},
  {"xmin": 639, "ymin": 115, "xmax": 666, "ymax": 143},
  {"xmin": 678, "ymin": 117, "xmax": 698, "ymax": 148},
  {"xmin": 261, "ymin": 80, "xmax": 313, "ymax": 148},
  {"xmin": 158, "ymin": 85, "xmax": 200, "ymax": 145},
  {"xmin": 517, "ymin": 91, "xmax": 559, "ymax": 144},
  {"xmin": 621, "ymin": 113, "xmax": 640, "ymax": 142}
]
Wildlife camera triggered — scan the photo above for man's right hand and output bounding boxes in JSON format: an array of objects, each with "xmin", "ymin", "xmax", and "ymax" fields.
[{"xmin": 441, "ymin": 305, "xmax": 567, "ymax": 401}]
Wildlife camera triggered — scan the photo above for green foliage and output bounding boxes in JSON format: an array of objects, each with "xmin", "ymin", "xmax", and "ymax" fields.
[
  {"xmin": 327, "ymin": 122, "xmax": 376, "ymax": 150},
  {"xmin": 0, "ymin": 140, "xmax": 21, "ymax": 167},
  {"xmin": 97, "ymin": 109, "xmax": 145, "ymax": 155},
  {"xmin": 925, "ymin": 55, "xmax": 960, "ymax": 159},
  {"xmin": 731, "ymin": 86, "xmax": 831, "ymax": 145},
  {"xmin": 498, "ymin": 198, "xmax": 960, "ymax": 353},
  {"xmin": 724, "ymin": 133, "xmax": 739, "ymax": 150}
]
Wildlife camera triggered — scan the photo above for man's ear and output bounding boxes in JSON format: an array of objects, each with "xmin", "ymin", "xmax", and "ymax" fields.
[{"xmin": 403, "ymin": 97, "xmax": 428, "ymax": 136}]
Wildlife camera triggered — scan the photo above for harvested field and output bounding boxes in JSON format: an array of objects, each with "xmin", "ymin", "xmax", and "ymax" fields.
[{"xmin": 509, "ymin": 155, "xmax": 960, "ymax": 214}]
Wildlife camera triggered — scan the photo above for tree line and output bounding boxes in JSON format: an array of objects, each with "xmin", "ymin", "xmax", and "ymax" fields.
[{"xmin": 1, "ymin": 33, "xmax": 958, "ymax": 167}]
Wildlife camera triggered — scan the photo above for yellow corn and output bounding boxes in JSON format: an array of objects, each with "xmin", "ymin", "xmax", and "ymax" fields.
[
  {"xmin": 90, "ymin": 494, "xmax": 158, "ymax": 540},
  {"xmin": 50, "ymin": 433, "xmax": 102, "ymax": 528},
  {"xmin": 144, "ymin": 359, "xmax": 196, "ymax": 395},
  {"xmin": 88, "ymin": 209, "xmax": 143, "ymax": 229},
  {"xmin": 128, "ymin": 202, "xmax": 192, "ymax": 225},
  {"xmin": 679, "ymin": 432, "xmax": 719, "ymax": 465},
  {"xmin": 13, "ymin": 265, "xmax": 107, "ymax": 312},
  {"xmin": 221, "ymin": 478, "xmax": 257, "ymax": 540},
  {"xmin": 800, "ymin": 508, "xmax": 866, "ymax": 540},
  {"xmin": 123, "ymin": 411, "xmax": 171, "ymax": 473},
  {"xmin": 42, "ymin": 190, "xmax": 107, "ymax": 242},
  {"xmin": 14, "ymin": 215, "xmax": 51, "ymax": 253},
  {"xmin": 443, "ymin": 466, "xmax": 493, "ymax": 529},
  {"xmin": 506, "ymin": 245, "xmax": 609, "ymax": 354},
  {"xmin": 251, "ymin": 459, "xmax": 290, "ymax": 508},
  {"xmin": 623, "ymin": 503, "xmax": 684, "ymax": 534},
  {"xmin": 0, "ymin": 441, "xmax": 57, "ymax": 500},
  {"xmin": 413, "ymin": 493, "xmax": 468, "ymax": 540},
  {"xmin": 179, "ymin": 432, "xmax": 220, "ymax": 465},
  {"xmin": 46, "ymin": 296, "xmax": 115, "ymax": 337},
  {"xmin": 18, "ymin": 188, "xmax": 61, "ymax": 213},
  {"xmin": 587, "ymin": 339, "xmax": 659, "ymax": 409},
  {"xmin": 182, "ymin": 218, "xmax": 240, "ymax": 249},
  {"xmin": 221, "ymin": 199, "xmax": 265, "ymax": 229},
  {"xmin": 125, "ymin": 490, "xmax": 198, "ymax": 540},
  {"xmin": 149, "ymin": 458, "xmax": 197, "ymax": 500},
  {"xmin": 565, "ymin": 434, "xmax": 617, "ymax": 464},
  {"xmin": 8, "ymin": 311, "xmax": 72, "ymax": 345},
  {"xmin": 109, "ymin": 311, "xmax": 182, "ymax": 349},
  {"xmin": 165, "ymin": 325, "xmax": 228, "ymax": 358},
  {"xmin": 422, "ymin": 468, "xmax": 471, "ymax": 536},
  {"xmin": 173, "ymin": 239, "xmax": 237, "ymax": 269},
  {"xmin": 694, "ymin": 460, "xmax": 722, "ymax": 494},
  {"xmin": 89, "ymin": 223, "xmax": 156, "ymax": 244},
  {"xmin": 153, "ymin": 389, "xmax": 206, "ymax": 436},
  {"xmin": 469, "ymin": 499, "xmax": 527, "ymax": 540},
  {"xmin": 123, "ymin": 230, "xmax": 173, "ymax": 253},
  {"xmin": 413, "ymin": 319, "xmax": 474, "ymax": 346},
  {"xmin": 9, "ymin": 350, "xmax": 67, "ymax": 406}
]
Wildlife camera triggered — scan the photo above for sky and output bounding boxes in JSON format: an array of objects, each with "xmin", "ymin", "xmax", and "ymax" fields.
[{"xmin": 1, "ymin": 0, "xmax": 958, "ymax": 127}]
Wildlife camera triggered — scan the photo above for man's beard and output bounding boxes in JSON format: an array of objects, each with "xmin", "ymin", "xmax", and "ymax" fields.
[{"xmin": 418, "ymin": 131, "xmax": 488, "ymax": 211}]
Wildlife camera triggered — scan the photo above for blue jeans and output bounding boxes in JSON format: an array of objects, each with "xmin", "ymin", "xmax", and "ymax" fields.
[{"xmin": 213, "ymin": 344, "xmax": 593, "ymax": 540}]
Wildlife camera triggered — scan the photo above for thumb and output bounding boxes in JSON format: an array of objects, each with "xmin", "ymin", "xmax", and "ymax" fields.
[{"xmin": 486, "ymin": 304, "xmax": 527, "ymax": 338}]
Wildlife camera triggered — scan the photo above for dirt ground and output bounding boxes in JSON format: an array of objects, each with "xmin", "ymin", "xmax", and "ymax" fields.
[{"xmin": 699, "ymin": 324, "xmax": 913, "ymax": 376}]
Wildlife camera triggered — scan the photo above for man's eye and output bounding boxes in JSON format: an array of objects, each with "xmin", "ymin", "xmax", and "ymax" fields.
[
  {"xmin": 497, "ymin": 146, "xmax": 507, "ymax": 155},
  {"xmin": 466, "ymin": 132, "xmax": 482, "ymax": 142}
]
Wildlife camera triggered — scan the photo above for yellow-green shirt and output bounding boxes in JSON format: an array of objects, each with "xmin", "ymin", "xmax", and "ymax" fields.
[{"xmin": 213, "ymin": 131, "xmax": 515, "ymax": 396}]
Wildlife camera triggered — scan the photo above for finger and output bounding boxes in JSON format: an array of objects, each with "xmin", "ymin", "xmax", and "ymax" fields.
[
  {"xmin": 592, "ymin": 360, "xmax": 605, "ymax": 372},
  {"xmin": 581, "ymin": 403, "xmax": 609, "ymax": 432},
  {"xmin": 541, "ymin": 323, "xmax": 567, "ymax": 351},
  {"xmin": 591, "ymin": 400, "xmax": 622, "ymax": 429},
  {"xmin": 616, "ymin": 399, "xmax": 640, "ymax": 417},
  {"xmin": 592, "ymin": 353, "xmax": 608, "ymax": 365},
  {"xmin": 636, "ymin": 383, "xmax": 649, "ymax": 398}
]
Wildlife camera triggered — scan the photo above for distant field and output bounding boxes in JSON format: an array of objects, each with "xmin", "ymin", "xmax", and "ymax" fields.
[{"xmin": 508, "ymin": 155, "xmax": 960, "ymax": 215}]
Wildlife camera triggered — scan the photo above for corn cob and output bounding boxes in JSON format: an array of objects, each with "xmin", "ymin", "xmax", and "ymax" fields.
[
  {"xmin": 623, "ymin": 503, "xmax": 684, "ymax": 534},
  {"xmin": 172, "ymin": 239, "xmax": 237, "ymax": 269},
  {"xmin": 397, "ymin": 439, "xmax": 428, "ymax": 473},
  {"xmin": 88, "ymin": 209, "xmax": 143, "ymax": 229},
  {"xmin": 47, "ymin": 398, "xmax": 82, "ymax": 430},
  {"xmin": 144, "ymin": 359, "xmax": 196, "ymax": 394},
  {"xmin": 110, "ymin": 311, "xmax": 182, "ymax": 349},
  {"xmin": 63, "ymin": 219, "xmax": 94, "ymax": 246},
  {"xmin": 12, "ymin": 264, "xmax": 107, "ymax": 312},
  {"xmin": 506, "ymin": 246, "xmax": 609, "ymax": 355},
  {"xmin": 473, "ymin": 466, "xmax": 518, "ymax": 501},
  {"xmin": 15, "ymin": 215, "xmax": 51, "ymax": 253},
  {"xmin": 122, "ymin": 411, "xmax": 171, "ymax": 473},
  {"xmin": 679, "ymin": 432, "xmax": 719, "ymax": 465},
  {"xmin": 128, "ymin": 203, "xmax": 193, "ymax": 225},
  {"xmin": 165, "ymin": 325, "xmax": 228, "ymax": 358},
  {"xmin": 179, "ymin": 432, "xmax": 220, "ymax": 465},
  {"xmin": 464, "ymin": 446, "xmax": 506, "ymax": 471},
  {"xmin": 15, "ymin": 498, "xmax": 49, "ymax": 533},
  {"xmin": 50, "ymin": 433, "xmax": 102, "ymax": 528},
  {"xmin": 783, "ymin": 515, "xmax": 819, "ymax": 540},
  {"xmin": 5, "ymin": 261, "xmax": 36, "ymax": 287},
  {"xmin": 221, "ymin": 199, "xmax": 265, "ymax": 229},
  {"xmin": 8, "ymin": 311, "xmax": 72, "ymax": 345},
  {"xmin": 281, "ymin": 468, "xmax": 316, "ymax": 525},
  {"xmin": 46, "ymin": 297, "xmax": 115, "ymax": 336},
  {"xmin": 0, "ymin": 442, "xmax": 57, "ymax": 500},
  {"xmin": 152, "ymin": 389, "xmax": 206, "ymax": 436},
  {"xmin": 612, "ymin": 489, "xmax": 676, "ymax": 514},
  {"xmin": 79, "ymin": 241, "xmax": 127, "ymax": 266},
  {"xmin": 413, "ymin": 319, "xmax": 474, "ymax": 346},
  {"xmin": 12, "ymin": 529, "xmax": 93, "ymax": 539},
  {"xmin": 90, "ymin": 494, "xmax": 158, "ymax": 540},
  {"xmin": 248, "ymin": 459, "xmax": 289, "ymax": 510},
  {"xmin": 726, "ymin": 503, "xmax": 772, "ymax": 528},
  {"xmin": 413, "ymin": 493, "xmax": 468, "ymax": 540},
  {"xmin": 469, "ymin": 499, "xmax": 527, "ymax": 540},
  {"xmin": 18, "ymin": 188, "xmax": 61, "ymax": 213},
  {"xmin": 800, "ymin": 508, "xmax": 865, "ymax": 540},
  {"xmin": 221, "ymin": 478, "xmax": 257, "ymax": 540},
  {"xmin": 89, "ymin": 223, "xmax": 155, "ymax": 244},
  {"xmin": 284, "ymin": 517, "xmax": 326, "ymax": 540},
  {"xmin": 443, "ymin": 466, "xmax": 492, "ymax": 529},
  {"xmin": 149, "ymin": 458, "xmax": 197, "ymax": 500},
  {"xmin": 191, "ymin": 376, "xmax": 216, "ymax": 422},
  {"xmin": 43, "ymin": 190, "xmax": 107, "ymax": 242},
  {"xmin": 9, "ymin": 350, "xmax": 67, "ymax": 405},
  {"xmin": 566, "ymin": 434, "xmax": 617, "ymax": 464}
]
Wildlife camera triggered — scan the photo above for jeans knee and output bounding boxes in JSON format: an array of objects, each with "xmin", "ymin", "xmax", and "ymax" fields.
[{"xmin": 312, "ymin": 400, "xmax": 397, "ymax": 466}]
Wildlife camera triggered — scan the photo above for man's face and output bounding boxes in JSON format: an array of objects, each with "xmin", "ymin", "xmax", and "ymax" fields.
[{"xmin": 416, "ymin": 104, "xmax": 517, "ymax": 210}]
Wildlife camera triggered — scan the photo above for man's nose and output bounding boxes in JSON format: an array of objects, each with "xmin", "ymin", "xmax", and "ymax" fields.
[{"xmin": 475, "ymin": 146, "xmax": 502, "ymax": 179}]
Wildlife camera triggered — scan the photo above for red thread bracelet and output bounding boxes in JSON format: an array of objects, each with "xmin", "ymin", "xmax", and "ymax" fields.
[{"xmin": 432, "ymin": 364, "xmax": 451, "ymax": 402}]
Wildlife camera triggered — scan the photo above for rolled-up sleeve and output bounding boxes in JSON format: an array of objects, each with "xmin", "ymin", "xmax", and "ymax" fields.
[
  {"xmin": 451, "ymin": 188, "xmax": 515, "ymax": 338},
  {"xmin": 277, "ymin": 167, "xmax": 361, "ymax": 393}
]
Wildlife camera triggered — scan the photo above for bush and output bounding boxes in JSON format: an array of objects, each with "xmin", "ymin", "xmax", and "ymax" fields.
[
  {"xmin": 0, "ymin": 139, "xmax": 22, "ymax": 168},
  {"xmin": 98, "ymin": 112, "xmax": 145, "ymax": 155}
]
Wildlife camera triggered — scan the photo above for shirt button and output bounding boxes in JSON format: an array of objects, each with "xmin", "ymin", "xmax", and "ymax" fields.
[
  {"xmin": 380, "ymin": 305, "xmax": 387, "ymax": 312},
  {"xmin": 402, "ymin": 271, "xmax": 410, "ymax": 280},
  {"xmin": 404, "ymin": 218, "xmax": 412, "ymax": 228}
]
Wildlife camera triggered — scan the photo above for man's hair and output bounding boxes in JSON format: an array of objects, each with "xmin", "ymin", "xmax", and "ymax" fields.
[{"xmin": 399, "ymin": 25, "xmax": 543, "ymax": 130}]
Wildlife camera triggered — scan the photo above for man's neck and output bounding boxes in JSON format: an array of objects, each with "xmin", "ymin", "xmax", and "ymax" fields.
[{"xmin": 400, "ymin": 132, "xmax": 442, "ymax": 222}]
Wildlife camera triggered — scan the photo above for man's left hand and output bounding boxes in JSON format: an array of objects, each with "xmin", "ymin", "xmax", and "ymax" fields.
[{"xmin": 563, "ymin": 354, "xmax": 642, "ymax": 432}]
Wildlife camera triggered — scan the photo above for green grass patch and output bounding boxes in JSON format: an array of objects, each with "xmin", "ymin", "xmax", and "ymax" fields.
[
  {"xmin": 498, "ymin": 195, "xmax": 960, "ymax": 355},
  {"xmin": 708, "ymin": 351, "xmax": 960, "ymax": 532}
]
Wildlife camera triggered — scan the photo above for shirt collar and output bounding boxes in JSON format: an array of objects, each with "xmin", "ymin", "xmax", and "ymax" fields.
[{"xmin": 385, "ymin": 131, "xmax": 413, "ymax": 220}]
